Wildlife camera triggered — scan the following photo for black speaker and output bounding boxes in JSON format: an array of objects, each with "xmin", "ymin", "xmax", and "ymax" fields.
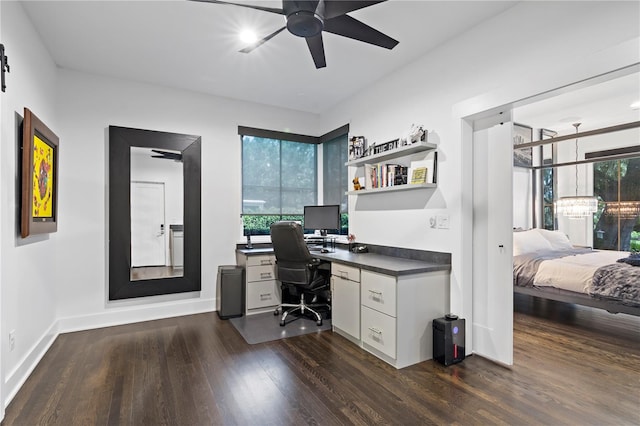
[{"xmin": 433, "ymin": 314, "xmax": 465, "ymax": 366}]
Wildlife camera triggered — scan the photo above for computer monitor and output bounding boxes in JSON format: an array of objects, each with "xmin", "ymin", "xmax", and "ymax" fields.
[{"xmin": 303, "ymin": 205, "xmax": 340, "ymax": 236}]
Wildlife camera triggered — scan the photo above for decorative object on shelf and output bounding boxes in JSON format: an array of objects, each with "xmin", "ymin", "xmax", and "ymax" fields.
[
  {"xmin": 373, "ymin": 139, "xmax": 399, "ymax": 155},
  {"xmin": 513, "ymin": 123, "xmax": 533, "ymax": 168},
  {"xmin": 352, "ymin": 176, "xmax": 363, "ymax": 191},
  {"xmin": 0, "ymin": 43, "xmax": 9, "ymax": 92},
  {"xmin": 410, "ymin": 167, "xmax": 427, "ymax": 184},
  {"xmin": 348, "ymin": 136, "xmax": 366, "ymax": 160},
  {"xmin": 399, "ymin": 124, "xmax": 427, "ymax": 146},
  {"xmin": 555, "ymin": 123, "xmax": 598, "ymax": 219}
]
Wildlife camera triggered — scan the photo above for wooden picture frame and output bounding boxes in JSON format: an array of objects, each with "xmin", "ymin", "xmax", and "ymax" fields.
[
  {"xmin": 21, "ymin": 108, "xmax": 59, "ymax": 238},
  {"xmin": 513, "ymin": 122, "xmax": 533, "ymax": 168}
]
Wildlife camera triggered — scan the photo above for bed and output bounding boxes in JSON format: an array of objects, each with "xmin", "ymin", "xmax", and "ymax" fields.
[{"xmin": 512, "ymin": 228, "xmax": 640, "ymax": 316}]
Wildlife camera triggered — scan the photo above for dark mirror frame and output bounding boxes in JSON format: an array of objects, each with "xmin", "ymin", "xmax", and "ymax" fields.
[{"xmin": 109, "ymin": 126, "xmax": 201, "ymax": 300}]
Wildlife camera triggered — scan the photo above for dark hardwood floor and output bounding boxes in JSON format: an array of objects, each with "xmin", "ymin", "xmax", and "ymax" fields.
[{"xmin": 3, "ymin": 294, "xmax": 639, "ymax": 425}]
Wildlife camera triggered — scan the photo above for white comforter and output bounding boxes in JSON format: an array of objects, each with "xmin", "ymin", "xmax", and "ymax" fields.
[{"xmin": 534, "ymin": 250, "xmax": 629, "ymax": 293}]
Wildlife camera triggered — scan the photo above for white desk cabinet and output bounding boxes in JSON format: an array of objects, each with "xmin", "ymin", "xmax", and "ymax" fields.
[
  {"xmin": 235, "ymin": 253, "xmax": 281, "ymax": 315},
  {"xmin": 332, "ymin": 264, "xmax": 449, "ymax": 369},
  {"xmin": 330, "ymin": 263, "xmax": 361, "ymax": 341}
]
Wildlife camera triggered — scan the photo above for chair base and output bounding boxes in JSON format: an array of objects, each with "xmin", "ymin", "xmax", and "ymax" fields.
[{"xmin": 275, "ymin": 294, "xmax": 330, "ymax": 326}]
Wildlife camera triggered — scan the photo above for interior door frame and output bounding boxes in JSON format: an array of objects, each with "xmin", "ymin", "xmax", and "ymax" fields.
[{"xmin": 130, "ymin": 180, "xmax": 166, "ymax": 267}]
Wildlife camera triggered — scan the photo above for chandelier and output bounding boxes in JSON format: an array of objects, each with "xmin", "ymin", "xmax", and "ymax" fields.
[
  {"xmin": 603, "ymin": 201, "xmax": 640, "ymax": 219},
  {"xmin": 555, "ymin": 123, "xmax": 598, "ymax": 219}
]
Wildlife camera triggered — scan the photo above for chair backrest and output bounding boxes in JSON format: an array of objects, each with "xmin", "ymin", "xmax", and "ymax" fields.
[{"xmin": 270, "ymin": 221, "xmax": 313, "ymax": 286}]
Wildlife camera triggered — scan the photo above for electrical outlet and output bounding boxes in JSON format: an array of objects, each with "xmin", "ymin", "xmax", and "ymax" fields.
[{"xmin": 9, "ymin": 330, "xmax": 15, "ymax": 351}]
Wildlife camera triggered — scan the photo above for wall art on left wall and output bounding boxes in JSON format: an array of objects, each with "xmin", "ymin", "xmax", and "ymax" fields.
[{"xmin": 21, "ymin": 107, "xmax": 59, "ymax": 238}]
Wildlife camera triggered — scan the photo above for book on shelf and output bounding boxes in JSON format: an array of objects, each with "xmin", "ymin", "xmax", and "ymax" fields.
[
  {"xmin": 364, "ymin": 163, "xmax": 408, "ymax": 190},
  {"xmin": 410, "ymin": 167, "xmax": 427, "ymax": 184}
]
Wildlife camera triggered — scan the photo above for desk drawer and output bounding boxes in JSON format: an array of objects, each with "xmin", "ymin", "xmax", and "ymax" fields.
[
  {"xmin": 246, "ymin": 280, "xmax": 280, "ymax": 310},
  {"xmin": 361, "ymin": 270, "xmax": 396, "ymax": 317},
  {"xmin": 361, "ymin": 305, "xmax": 396, "ymax": 359},
  {"xmin": 246, "ymin": 255, "xmax": 275, "ymax": 267},
  {"xmin": 247, "ymin": 265, "xmax": 276, "ymax": 282},
  {"xmin": 331, "ymin": 263, "xmax": 360, "ymax": 283}
]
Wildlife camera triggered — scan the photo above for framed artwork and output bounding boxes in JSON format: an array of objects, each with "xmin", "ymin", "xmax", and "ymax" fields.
[
  {"xmin": 21, "ymin": 108, "xmax": 59, "ymax": 238},
  {"xmin": 513, "ymin": 123, "xmax": 533, "ymax": 168}
]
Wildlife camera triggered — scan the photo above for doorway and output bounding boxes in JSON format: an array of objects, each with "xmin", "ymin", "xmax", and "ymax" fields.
[{"xmin": 131, "ymin": 181, "xmax": 166, "ymax": 267}]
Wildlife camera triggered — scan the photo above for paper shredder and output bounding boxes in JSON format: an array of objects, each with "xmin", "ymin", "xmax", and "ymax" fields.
[{"xmin": 216, "ymin": 265, "xmax": 245, "ymax": 319}]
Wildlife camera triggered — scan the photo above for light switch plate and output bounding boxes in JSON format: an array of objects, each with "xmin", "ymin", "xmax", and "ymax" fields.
[{"xmin": 436, "ymin": 214, "xmax": 450, "ymax": 229}]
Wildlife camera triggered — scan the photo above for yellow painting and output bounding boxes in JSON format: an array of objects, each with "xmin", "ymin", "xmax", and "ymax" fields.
[{"xmin": 32, "ymin": 134, "xmax": 54, "ymax": 218}]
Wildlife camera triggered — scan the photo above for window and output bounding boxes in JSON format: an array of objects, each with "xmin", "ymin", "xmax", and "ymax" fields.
[
  {"xmin": 242, "ymin": 135, "xmax": 317, "ymax": 235},
  {"xmin": 240, "ymin": 125, "xmax": 349, "ymax": 237},
  {"xmin": 593, "ymin": 157, "xmax": 640, "ymax": 251},
  {"xmin": 322, "ymin": 133, "xmax": 349, "ymax": 234}
]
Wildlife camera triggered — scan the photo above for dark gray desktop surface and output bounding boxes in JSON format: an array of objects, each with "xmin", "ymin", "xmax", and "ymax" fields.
[{"xmin": 236, "ymin": 247, "xmax": 450, "ymax": 277}]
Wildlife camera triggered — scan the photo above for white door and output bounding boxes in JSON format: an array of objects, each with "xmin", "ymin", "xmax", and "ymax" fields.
[
  {"xmin": 131, "ymin": 181, "xmax": 166, "ymax": 267},
  {"xmin": 472, "ymin": 121, "xmax": 514, "ymax": 365}
]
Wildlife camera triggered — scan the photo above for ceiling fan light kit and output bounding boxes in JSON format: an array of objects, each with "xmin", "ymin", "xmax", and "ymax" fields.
[{"xmin": 191, "ymin": 0, "xmax": 398, "ymax": 68}]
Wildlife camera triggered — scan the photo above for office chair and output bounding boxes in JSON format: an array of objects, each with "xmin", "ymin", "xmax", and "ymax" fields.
[{"xmin": 270, "ymin": 221, "xmax": 331, "ymax": 326}]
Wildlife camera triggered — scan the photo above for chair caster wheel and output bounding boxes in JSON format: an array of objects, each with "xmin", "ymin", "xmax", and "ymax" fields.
[
  {"xmin": 316, "ymin": 320, "xmax": 323, "ymax": 326},
  {"xmin": 273, "ymin": 309, "xmax": 279, "ymax": 316},
  {"xmin": 279, "ymin": 320, "xmax": 285, "ymax": 326}
]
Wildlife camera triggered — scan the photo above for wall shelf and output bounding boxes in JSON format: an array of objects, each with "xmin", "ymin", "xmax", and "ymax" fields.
[
  {"xmin": 346, "ymin": 183, "xmax": 436, "ymax": 195},
  {"xmin": 346, "ymin": 140, "xmax": 437, "ymax": 167}
]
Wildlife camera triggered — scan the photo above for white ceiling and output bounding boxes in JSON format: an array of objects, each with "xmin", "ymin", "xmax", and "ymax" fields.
[
  {"xmin": 21, "ymin": 0, "xmax": 518, "ymax": 114},
  {"xmin": 19, "ymin": 0, "xmax": 640, "ymax": 130}
]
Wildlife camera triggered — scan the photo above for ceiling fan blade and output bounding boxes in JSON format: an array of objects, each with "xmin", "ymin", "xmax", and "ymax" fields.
[
  {"xmin": 239, "ymin": 26, "xmax": 287, "ymax": 53},
  {"xmin": 306, "ymin": 34, "xmax": 326, "ymax": 69},
  {"xmin": 323, "ymin": 0, "xmax": 387, "ymax": 20},
  {"xmin": 188, "ymin": 0, "xmax": 284, "ymax": 15},
  {"xmin": 323, "ymin": 14, "xmax": 398, "ymax": 49}
]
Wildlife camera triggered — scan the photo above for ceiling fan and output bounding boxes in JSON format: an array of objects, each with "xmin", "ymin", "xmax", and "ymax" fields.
[
  {"xmin": 151, "ymin": 149, "xmax": 183, "ymax": 161},
  {"xmin": 189, "ymin": 0, "xmax": 398, "ymax": 68}
]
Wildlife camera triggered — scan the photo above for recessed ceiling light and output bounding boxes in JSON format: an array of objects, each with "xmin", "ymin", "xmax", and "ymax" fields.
[
  {"xmin": 239, "ymin": 29, "xmax": 258, "ymax": 44},
  {"xmin": 631, "ymin": 100, "xmax": 640, "ymax": 110}
]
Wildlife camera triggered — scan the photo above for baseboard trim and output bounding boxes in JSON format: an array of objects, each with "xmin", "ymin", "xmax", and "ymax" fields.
[
  {"xmin": 4, "ymin": 320, "xmax": 59, "ymax": 410},
  {"xmin": 57, "ymin": 297, "xmax": 216, "ymax": 333},
  {"xmin": 4, "ymin": 298, "xmax": 216, "ymax": 410}
]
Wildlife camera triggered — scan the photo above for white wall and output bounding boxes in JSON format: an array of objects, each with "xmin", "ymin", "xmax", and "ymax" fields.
[
  {"xmin": 52, "ymin": 69, "xmax": 320, "ymax": 330},
  {"xmin": 319, "ymin": 1, "xmax": 639, "ymax": 341},
  {"xmin": 1, "ymin": 1, "xmax": 60, "ymax": 407}
]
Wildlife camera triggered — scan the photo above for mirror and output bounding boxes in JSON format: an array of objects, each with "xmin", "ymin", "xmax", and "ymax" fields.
[
  {"xmin": 109, "ymin": 126, "xmax": 201, "ymax": 300},
  {"xmin": 130, "ymin": 147, "xmax": 184, "ymax": 281}
]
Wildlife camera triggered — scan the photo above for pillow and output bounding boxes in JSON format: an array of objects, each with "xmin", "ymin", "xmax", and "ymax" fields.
[
  {"xmin": 536, "ymin": 229, "xmax": 573, "ymax": 251},
  {"xmin": 513, "ymin": 229, "xmax": 553, "ymax": 256}
]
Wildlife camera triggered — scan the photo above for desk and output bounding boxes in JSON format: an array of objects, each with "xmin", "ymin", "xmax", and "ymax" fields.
[{"xmin": 235, "ymin": 247, "xmax": 450, "ymax": 369}]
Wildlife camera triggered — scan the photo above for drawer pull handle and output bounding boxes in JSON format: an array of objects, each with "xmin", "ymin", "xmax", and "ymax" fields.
[
  {"xmin": 368, "ymin": 289, "xmax": 383, "ymax": 296},
  {"xmin": 340, "ymin": 271, "xmax": 348, "ymax": 279},
  {"xmin": 260, "ymin": 293, "xmax": 272, "ymax": 300},
  {"xmin": 260, "ymin": 260, "xmax": 272, "ymax": 265},
  {"xmin": 260, "ymin": 272, "xmax": 272, "ymax": 279},
  {"xmin": 368, "ymin": 327, "xmax": 382, "ymax": 335}
]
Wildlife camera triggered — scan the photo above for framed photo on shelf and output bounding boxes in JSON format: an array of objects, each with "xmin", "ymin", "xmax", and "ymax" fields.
[
  {"xmin": 513, "ymin": 123, "xmax": 533, "ymax": 168},
  {"xmin": 348, "ymin": 136, "xmax": 366, "ymax": 160},
  {"xmin": 21, "ymin": 107, "xmax": 59, "ymax": 238}
]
